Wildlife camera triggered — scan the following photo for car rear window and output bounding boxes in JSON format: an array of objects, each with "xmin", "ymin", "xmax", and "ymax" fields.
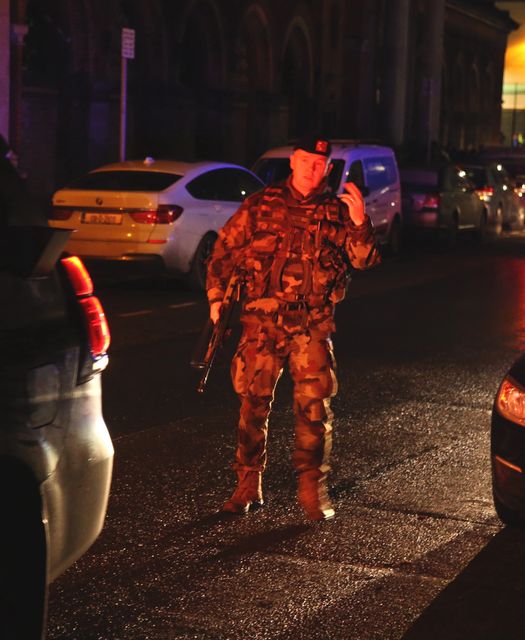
[
  {"xmin": 66, "ymin": 171, "xmax": 182, "ymax": 191},
  {"xmin": 463, "ymin": 167, "xmax": 486, "ymax": 188},
  {"xmin": 186, "ymin": 168, "xmax": 263, "ymax": 202},
  {"xmin": 500, "ymin": 161, "xmax": 525, "ymax": 179}
]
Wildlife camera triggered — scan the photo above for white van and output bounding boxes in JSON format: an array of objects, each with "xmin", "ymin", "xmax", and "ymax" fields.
[{"xmin": 253, "ymin": 140, "xmax": 402, "ymax": 254}]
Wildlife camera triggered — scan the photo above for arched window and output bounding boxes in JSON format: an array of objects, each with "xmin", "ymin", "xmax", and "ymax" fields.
[
  {"xmin": 330, "ymin": 0, "xmax": 341, "ymax": 46},
  {"xmin": 176, "ymin": 1, "xmax": 226, "ymax": 158},
  {"xmin": 282, "ymin": 20, "xmax": 313, "ymax": 138},
  {"xmin": 467, "ymin": 63, "xmax": 481, "ymax": 113},
  {"xmin": 482, "ymin": 62, "xmax": 495, "ymax": 112},
  {"xmin": 24, "ymin": 1, "xmax": 70, "ymax": 87},
  {"xmin": 453, "ymin": 54, "xmax": 466, "ymax": 112},
  {"xmin": 237, "ymin": 5, "xmax": 272, "ymax": 92},
  {"xmin": 177, "ymin": 1, "xmax": 225, "ymax": 93}
]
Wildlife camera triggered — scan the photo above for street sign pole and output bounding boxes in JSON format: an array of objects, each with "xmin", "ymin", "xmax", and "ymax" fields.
[
  {"xmin": 119, "ymin": 56, "xmax": 127, "ymax": 161},
  {"xmin": 120, "ymin": 28, "xmax": 135, "ymax": 161}
]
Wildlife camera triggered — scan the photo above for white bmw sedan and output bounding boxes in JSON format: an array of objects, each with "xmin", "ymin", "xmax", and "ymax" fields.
[{"xmin": 50, "ymin": 158, "xmax": 264, "ymax": 288}]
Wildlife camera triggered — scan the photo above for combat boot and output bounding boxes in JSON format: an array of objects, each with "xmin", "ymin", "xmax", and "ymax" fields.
[
  {"xmin": 221, "ymin": 470, "xmax": 264, "ymax": 514},
  {"xmin": 297, "ymin": 470, "xmax": 335, "ymax": 521}
]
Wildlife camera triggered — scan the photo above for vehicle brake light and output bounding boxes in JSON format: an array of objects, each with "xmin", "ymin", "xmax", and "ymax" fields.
[
  {"xmin": 496, "ymin": 377, "xmax": 525, "ymax": 427},
  {"xmin": 475, "ymin": 187, "xmax": 494, "ymax": 201},
  {"xmin": 78, "ymin": 296, "xmax": 111, "ymax": 356},
  {"xmin": 158, "ymin": 204, "xmax": 183, "ymax": 223},
  {"xmin": 129, "ymin": 210, "xmax": 157, "ymax": 224},
  {"xmin": 422, "ymin": 194, "xmax": 440, "ymax": 209},
  {"xmin": 130, "ymin": 205, "xmax": 183, "ymax": 224},
  {"xmin": 60, "ymin": 255, "xmax": 110, "ymax": 359},
  {"xmin": 49, "ymin": 206, "xmax": 74, "ymax": 220},
  {"xmin": 61, "ymin": 255, "xmax": 93, "ymax": 296}
]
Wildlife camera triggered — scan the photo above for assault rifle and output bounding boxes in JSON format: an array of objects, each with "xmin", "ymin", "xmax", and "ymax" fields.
[{"xmin": 190, "ymin": 268, "xmax": 243, "ymax": 393}]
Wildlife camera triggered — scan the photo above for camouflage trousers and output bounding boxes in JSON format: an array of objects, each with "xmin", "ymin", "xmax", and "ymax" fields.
[{"xmin": 230, "ymin": 319, "xmax": 338, "ymax": 475}]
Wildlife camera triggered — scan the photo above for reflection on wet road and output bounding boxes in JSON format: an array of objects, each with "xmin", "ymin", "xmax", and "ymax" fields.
[{"xmin": 47, "ymin": 232, "xmax": 525, "ymax": 640}]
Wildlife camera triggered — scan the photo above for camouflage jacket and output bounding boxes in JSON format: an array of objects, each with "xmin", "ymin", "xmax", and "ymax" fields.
[{"xmin": 207, "ymin": 176, "xmax": 380, "ymax": 332}]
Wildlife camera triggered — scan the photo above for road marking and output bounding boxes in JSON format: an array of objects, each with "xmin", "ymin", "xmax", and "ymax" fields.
[
  {"xmin": 119, "ymin": 309, "xmax": 153, "ymax": 317},
  {"xmin": 169, "ymin": 302, "xmax": 198, "ymax": 309}
]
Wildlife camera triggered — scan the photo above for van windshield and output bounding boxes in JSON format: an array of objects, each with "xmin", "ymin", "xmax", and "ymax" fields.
[{"xmin": 253, "ymin": 158, "xmax": 345, "ymax": 193}]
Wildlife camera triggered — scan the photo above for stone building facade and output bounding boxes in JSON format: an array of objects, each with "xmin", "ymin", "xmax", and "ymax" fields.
[{"xmin": 1, "ymin": 0, "xmax": 518, "ymax": 196}]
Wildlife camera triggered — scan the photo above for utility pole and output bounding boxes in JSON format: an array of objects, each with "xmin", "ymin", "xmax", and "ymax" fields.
[{"xmin": 120, "ymin": 27, "xmax": 135, "ymax": 161}]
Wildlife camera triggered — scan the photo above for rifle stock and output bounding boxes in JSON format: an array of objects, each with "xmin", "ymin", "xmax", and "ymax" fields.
[{"xmin": 190, "ymin": 269, "xmax": 242, "ymax": 392}]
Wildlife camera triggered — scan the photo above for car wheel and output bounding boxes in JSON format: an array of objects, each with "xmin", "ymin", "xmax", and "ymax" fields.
[
  {"xmin": 492, "ymin": 488, "xmax": 525, "ymax": 527},
  {"xmin": 447, "ymin": 213, "xmax": 459, "ymax": 249},
  {"xmin": 387, "ymin": 216, "xmax": 402, "ymax": 257},
  {"xmin": 511, "ymin": 207, "xmax": 525, "ymax": 231},
  {"xmin": 477, "ymin": 208, "xmax": 488, "ymax": 243},
  {"xmin": 493, "ymin": 205, "xmax": 503, "ymax": 236},
  {"xmin": 189, "ymin": 232, "xmax": 217, "ymax": 291}
]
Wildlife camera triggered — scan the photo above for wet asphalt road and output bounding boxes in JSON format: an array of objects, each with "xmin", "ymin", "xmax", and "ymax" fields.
[{"xmin": 47, "ymin": 233, "xmax": 525, "ymax": 639}]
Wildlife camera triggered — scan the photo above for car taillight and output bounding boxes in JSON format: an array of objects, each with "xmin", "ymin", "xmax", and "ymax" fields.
[
  {"xmin": 422, "ymin": 194, "xmax": 440, "ymax": 209},
  {"xmin": 475, "ymin": 187, "xmax": 494, "ymax": 201},
  {"xmin": 61, "ymin": 255, "xmax": 93, "ymax": 296},
  {"xmin": 130, "ymin": 205, "xmax": 183, "ymax": 224},
  {"xmin": 61, "ymin": 255, "xmax": 111, "ymax": 359},
  {"xmin": 78, "ymin": 297, "xmax": 111, "ymax": 356},
  {"xmin": 496, "ymin": 377, "xmax": 525, "ymax": 427},
  {"xmin": 49, "ymin": 206, "xmax": 74, "ymax": 220},
  {"xmin": 158, "ymin": 204, "xmax": 183, "ymax": 223}
]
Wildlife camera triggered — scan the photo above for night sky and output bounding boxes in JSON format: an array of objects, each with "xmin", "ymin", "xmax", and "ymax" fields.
[{"xmin": 498, "ymin": 1, "xmax": 525, "ymax": 107}]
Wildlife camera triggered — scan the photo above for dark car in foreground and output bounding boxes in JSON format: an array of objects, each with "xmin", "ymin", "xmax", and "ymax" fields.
[
  {"xmin": 0, "ymin": 225, "xmax": 113, "ymax": 638},
  {"xmin": 401, "ymin": 163, "xmax": 487, "ymax": 245},
  {"xmin": 491, "ymin": 355, "xmax": 525, "ymax": 525}
]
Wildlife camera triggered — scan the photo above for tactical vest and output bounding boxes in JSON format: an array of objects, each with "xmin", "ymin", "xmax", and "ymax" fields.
[{"xmin": 245, "ymin": 185, "xmax": 350, "ymax": 306}]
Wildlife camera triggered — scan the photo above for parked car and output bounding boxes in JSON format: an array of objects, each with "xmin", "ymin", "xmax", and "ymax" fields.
[
  {"xmin": 479, "ymin": 148, "xmax": 525, "ymax": 182},
  {"xmin": 478, "ymin": 150, "xmax": 525, "ymax": 222},
  {"xmin": 49, "ymin": 158, "xmax": 265, "ymax": 289},
  {"xmin": 0, "ymin": 222, "xmax": 113, "ymax": 636},
  {"xmin": 400, "ymin": 163, "xmax": 487, "ymax": 245},
  {"xmin": 462, "ymin": 161, "xmax": 524, "ymax": 233},
  {"xmin": 491, "ymin": 355, "xmax": 525, "ymax": 525},
  {"xmin": 252, "ymin": 140, "xmax": 403, "ymax": 254}
]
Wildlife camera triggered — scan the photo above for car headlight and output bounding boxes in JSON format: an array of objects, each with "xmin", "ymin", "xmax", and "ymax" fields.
[{"xmin": 496, "ymin": 377, "xmax": 525, "ymax": 426}]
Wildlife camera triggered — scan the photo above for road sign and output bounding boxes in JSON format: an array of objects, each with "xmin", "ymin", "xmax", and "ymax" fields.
[{"xmin": 121, "ymin": 28, "xmax": 135, "ymax": 60}]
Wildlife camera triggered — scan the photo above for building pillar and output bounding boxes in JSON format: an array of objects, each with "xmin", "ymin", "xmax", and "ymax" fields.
[
  {"xmin": 417, "ymin": 0, "xmax": 445, "ymax": 159},
  {"xmin": 0, "ymin": 0, "xmax": 9, "ymax": 140},
  {"xmin": 381, "ymin": 0, "xmax": 410, "ymax": 146},
  {"xmin": 10, "ymin": 22, "xmax": 28, "ymax": 153}
]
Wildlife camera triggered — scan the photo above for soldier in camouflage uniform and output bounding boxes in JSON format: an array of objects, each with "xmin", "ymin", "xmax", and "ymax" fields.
[{"xmin": 207, "ymin": 133, "xmax": 380, "ymax": 520}]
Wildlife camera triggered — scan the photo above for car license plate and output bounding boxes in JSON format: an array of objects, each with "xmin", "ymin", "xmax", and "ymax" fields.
[{"xmin": 82, "ymin": 212, "xmax": 123, "ymax": 225}]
